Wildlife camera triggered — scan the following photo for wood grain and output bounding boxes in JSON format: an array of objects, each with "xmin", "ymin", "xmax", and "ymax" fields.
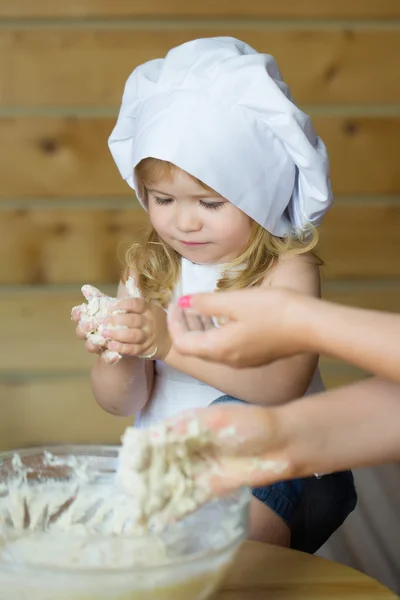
[
  {"xmin": 1, "ymin": 284, "xmax": 398, "ymax": 374},
  {"xmin": 0, "ymin": 209, "xmax": 149, "ymax": 284},
  {"xmin": 0, "ymin": 117, "xmax": 127, "ymax": 197},
  {"xmin": 314, "ymin": 117, "xmax": 400, "ymax": 196},
  {"xmin": 1, "ymin": 202, "xmax": 400, "ymax": 285},
  {"xmin": 216, "ymin": 542, "xmax": 398, "ymax": 599},
  {"xmin": 0, "ymin": 209, "xmax": 147, "ymax": 284},
  {"xmin": 2, "ymin": 117, "xmax": 400, "ymax": 198},
  {"xmin": 0, "ymin": 376, "xmax": 131, "ymax": 451},
  {"xmin": 319, "ymin": 202, "xmax": 400, "ymax": 279},
  {"xmin": 1, "ymin": 0, "xmax": 400, "ymax": 18},
  {"xmin": 2, "ymin": 29, "xmax": 400, "ymax": 106}
]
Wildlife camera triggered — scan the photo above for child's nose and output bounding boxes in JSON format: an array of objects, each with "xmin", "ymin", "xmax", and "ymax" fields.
[{"xmin": 175, "ymin": 207, "xmax": 202, "ymax": 232}]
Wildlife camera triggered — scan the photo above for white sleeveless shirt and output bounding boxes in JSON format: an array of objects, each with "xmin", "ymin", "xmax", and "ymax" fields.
[{"xmin": 135, "ymin": 258, "xmax": 324, "ymax": 428}]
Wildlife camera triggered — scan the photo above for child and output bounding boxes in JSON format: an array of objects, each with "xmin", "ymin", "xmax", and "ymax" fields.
[{"xmin": 73, "ymin": 37, "xmax": 356, "ymax": 549}]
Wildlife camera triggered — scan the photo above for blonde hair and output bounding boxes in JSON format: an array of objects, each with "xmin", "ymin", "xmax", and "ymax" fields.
[{"xmin": 125, "ymin": 158, "xmax": 319, "ymax": 307}]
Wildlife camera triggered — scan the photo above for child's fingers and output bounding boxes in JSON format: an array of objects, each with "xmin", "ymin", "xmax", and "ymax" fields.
[
  {"xmin": 75, "ymin": 324, "xmax": 88, "ymax": 340},
  {"xmin": 78, "ymin": 318, "xmax": 100, "ymax": 334},
  {"xmin": 167, "ymin": 304, "xmax": 190, "ymax": 334},
  {"xmin": 81, "ymin": 284, "xmax": 104, "ymax": 301},
  {"xmin": 103, "ymin": 327, "xmax": 147, "ymax": 345},
  {"xmin": 168, "ymin": 304, "xmax": 215, "ymax": 334},
  {"xmin": 182, "ymin": 308, "xmax": 208, "ymax": 332},
  {"xmin": 104, "ymin": 313, "xmax": 144, "ymax": 329},
  {"xmin": 84, "ymin": 339, "xmax": 103, "ymax": 354},
  {"xmin": 101, "ymin": 349, "xmax": 122, "ymax": 364},
  {"xmin": 200, "ymin": 315, "xmax": 215, "ymax": 330},
  {"xmin": 106, "ymin": 340, "xmax": 144, "ymax": 356},
  {"xmin": 71, "ymin": 304, "xmax": 86, "ymax": 322},
  {"xmin": 117, "ymin": 297, "xmax": 147, "ymax": 314}
]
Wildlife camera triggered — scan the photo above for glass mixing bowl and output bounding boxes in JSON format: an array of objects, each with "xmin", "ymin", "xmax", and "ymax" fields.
[{"xmin": 0, "ymin": 445, "xmax": 250, "ymax": 600}]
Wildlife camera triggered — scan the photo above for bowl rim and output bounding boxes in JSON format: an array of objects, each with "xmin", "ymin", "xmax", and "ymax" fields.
[{"xmin": 0, "ymin": 444, "xmax": 251, "ymax": 577}]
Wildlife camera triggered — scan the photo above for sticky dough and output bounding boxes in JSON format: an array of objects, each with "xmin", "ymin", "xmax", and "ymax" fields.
[
  {"xmin": 71, "ymin": 277, "xmax": 140, "ymax": 364},
  {"xmin": 0, "ymin": 421, "xmax": 215, "ymax": 536},
  {"xmin": 116, "ymin": 420, "xmax": 215, "ymax": 532}
]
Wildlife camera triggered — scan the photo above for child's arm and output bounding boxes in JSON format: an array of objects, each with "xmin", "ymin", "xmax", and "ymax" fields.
[
  {"xmin": 88, "ymin": 280, "xmax": 155, "ymax": 416},
  {"xmin": 90, "ymin": 354, "xmax": 154, "ymax": 417},
  {"xmin": 164, "ymin": 254, "xmax": 320, "ymax": 405}
]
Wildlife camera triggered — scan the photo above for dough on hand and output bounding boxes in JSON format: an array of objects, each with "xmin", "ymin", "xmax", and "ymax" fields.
[
  {"xmin": 71, "ymin": 277, "xmax": 141, "ymax": 364},
  {"xmin": 116, "ymin": 419, "xmax": 216, "ymax": 531}
]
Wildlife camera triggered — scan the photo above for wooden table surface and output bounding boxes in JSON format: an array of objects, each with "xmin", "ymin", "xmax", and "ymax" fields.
[{"xmin": 217, "ymin": 542, "xmax": 398, "ymax": 599}]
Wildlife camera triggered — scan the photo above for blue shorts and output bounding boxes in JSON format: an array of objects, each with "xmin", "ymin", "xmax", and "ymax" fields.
[{"xmin": 211, "ymin": 395, "xmax": 357, "ymax": 553}]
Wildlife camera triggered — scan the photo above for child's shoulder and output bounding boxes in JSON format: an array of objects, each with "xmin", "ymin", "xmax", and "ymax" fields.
[{"xmin": 262, "ymin": 252, "xmax": 320, "ymax": 297}]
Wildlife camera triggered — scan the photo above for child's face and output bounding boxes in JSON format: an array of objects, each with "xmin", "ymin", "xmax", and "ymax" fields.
[{"xmin": 147, "ymin": 168, "xmax": 252, "ymax": 264}]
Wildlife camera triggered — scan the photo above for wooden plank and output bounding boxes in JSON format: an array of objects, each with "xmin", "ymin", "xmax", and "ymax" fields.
[
  {"xmin": 323, "ymin": 284, "xmax": 400, "ymax": 313},
  {"xmin": 319, "ymin": 203, "xmax": 400, "ymax": 279},
  {"xmin": 0, "ymin": 208, "xmax": 149, "ymax": 284},
  {"xmin": 0, "ymin": 376, "xmax": 132, "ymax": 451},
  {"xmin": 0, "ymin": 118, "xmax": 128, "ymax": 198},
  {"xmin": 1, "ymin": 202, "xmax": 400, "ymax": 285},
  {"xmin": 1, "ymin": 289, "xmax": 95, "ymax": 372},
  {"xmin": 314, "ymin": 117, "xmax": 400, "ymax": 195},
  {"xmin": 2, "ymin": 117, "xmax": 400, "ymax": 198},
  {"xmin": 1, "ymin": 284, "xmax": 398, "ymax": 374},
  {"xmin": 1, "ymin": 0, "xmax": 399, "ymax": 19},
  {"xmin": 2, "ymin": 29, "xmax": 400, "ymax": 106}
]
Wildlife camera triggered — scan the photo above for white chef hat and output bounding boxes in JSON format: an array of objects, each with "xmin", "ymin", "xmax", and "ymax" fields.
[{"xmin": 108, "ymin": 37, "xmax": 333, "ymax": 237}]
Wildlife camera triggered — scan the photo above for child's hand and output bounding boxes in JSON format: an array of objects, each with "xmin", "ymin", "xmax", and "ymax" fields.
[
  {"xmin": 71, "ymin": 301, "xmax": 106, "ymax": 357},
  {"xmin": 101, "ymin": 298, "xmax": 172, "ymax": 361},
  {"xmin": 71, "ymin": 285, "xmax": 121, "ymax": 362}
]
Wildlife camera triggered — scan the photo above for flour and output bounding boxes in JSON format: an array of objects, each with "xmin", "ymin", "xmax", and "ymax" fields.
[{"xmin": 71, "ymin": 277, "xmax": 141, "ymax": 364}]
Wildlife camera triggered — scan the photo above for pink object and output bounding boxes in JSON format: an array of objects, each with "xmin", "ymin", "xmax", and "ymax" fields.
[{"xmin": 178, "ymin": 295, "xmax": 192, "ymax": 309}]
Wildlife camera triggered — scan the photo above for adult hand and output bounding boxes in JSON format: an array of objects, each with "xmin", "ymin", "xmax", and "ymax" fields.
[
  {"xmin": 168, "ymin": 288, "xmax": 309, "ymax": 368},
  {"xmin": 169, "ymin": 404, "xmax": 292, "ymax": 496}
]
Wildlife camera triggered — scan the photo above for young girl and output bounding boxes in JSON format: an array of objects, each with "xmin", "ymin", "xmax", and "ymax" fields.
[{"xmin": 74, "ymin": 37, "xmax": 356, "ymax": 549}]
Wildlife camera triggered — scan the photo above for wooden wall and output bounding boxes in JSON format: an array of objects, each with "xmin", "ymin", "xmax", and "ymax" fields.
[
  {"xmin": 1, "ymin": 0, "xmax": 400, "ymax": 593},
  {"xmin": 1, "ymin": 1, "xmax": 400, "ymax": 450}
]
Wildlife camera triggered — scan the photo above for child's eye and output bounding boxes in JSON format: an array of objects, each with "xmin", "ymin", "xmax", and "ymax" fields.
[
  {"xmin": 154, "ymin": 196, "xmax": 173, "ymax": 205},
  {"xmin": 200, "ymin": 200, "xmax": 225, "ymax": 210}
]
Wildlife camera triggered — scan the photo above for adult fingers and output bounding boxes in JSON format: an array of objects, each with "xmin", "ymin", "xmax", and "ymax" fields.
[
  {"xmin": 169, "ymin": 320, "xmax": 240, "ymax": 364},
  {"xmin": 178, "ymin": 291, "xmax": 251, "ymax": 320}
]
